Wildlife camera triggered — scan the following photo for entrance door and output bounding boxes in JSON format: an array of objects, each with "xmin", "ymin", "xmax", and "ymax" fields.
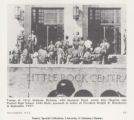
[
  {"xmin": 88, "ymin": 22, "xmax": 104, "ymax": 49},
  {"xmin": 35, "ymin": 24, "xmax": 63, "ymax": 47},
  {"xmin": 88, "ymin": 8, "xmax": 121, "ymax": 54},
  {"xmin": 32, "ymin": 8, "xmax": 64, "ymax": 47},
  {"xmin": 105, "ymin": 26, "xmax": 114, "ymax": 54},
  {"xmin": 48, "ymin": 25, "xmax": 57, "ymax": 45},
  {"xmin": 48, "ymin": 25, "xmax": 64, "ymax": 45},
  {"xmin": 36, "ymin": 24, "xmax": 47, "ymax": 47}
]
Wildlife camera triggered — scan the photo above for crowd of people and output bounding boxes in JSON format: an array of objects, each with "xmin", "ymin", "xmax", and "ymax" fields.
[{"xmin": 9, "ymin": 30, "xmax": 111, "ymax": 64}]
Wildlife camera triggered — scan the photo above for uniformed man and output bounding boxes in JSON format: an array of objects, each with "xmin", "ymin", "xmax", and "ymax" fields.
[
  {"xmin": 27, "ymin": 35, "xmax": 33, "ymax": 53},
  {"xmin": 57, "ymin": 45, "xmax": 64, "ymax": 64},
  {"xmin": 56, "ymin": 79, "xmax": 75, "ymax": 97},
  {"xmin": 28, "ymin": 31, "xmax": 38, "ymax": 52},
  {"xmin": 84, "ymin": 37, "xmax": 93, "ymax": 51},
  {"xmin": 38, "ymin": 46, "xmax": 48, "ymax": 64},
  {"xmin": 100, "ymin": 39, "xmax": 110, "ymax": 64},
  {"xmin": 48, "ymin": 41, "xmax": 55, "ymax": 64},
  {"xmin": 65, "ymin": 36, "xmax": 73, "ymax": 47},
  {"xmin": 74, "ymin": 89, "xmax": 93, "ymax": 97},
  {"xmin": 70, "ymin": 44, "xmax": 80, "ymax": 64},
  {"xmin": 20, "ymin": 46, "xmax": 29, "ymax": 64},
  {"xmin": 9, "ymin": 51, "xmax": 13, "ymax": 64},
  {"xmin": 13, "ymin": 44, "xmax": 21, "ymax": 64},
  {"xmin": 17, "ymin": 30, "xmax": 25, "ymax": 52},
  {"xmin": 66, "ymin": 45, "xmax": 73, "ymax": 64},
  {"xmin": 55, "ymin": 37, "xmax": 62, "ymax": 49},
  {"xmin": 83, "ymin": 48, "xmax": 92, "ymax": 64},
  {"xmin": 93, "ymin": 43, "xmax": 103, "ymax": 64},
  {"xmin": 78, "ymin": 37, "xmax": 85, "ymax": 59},
  {"xmin": 31, "ymin": 51, "xmax": 38, "ymax": 64}
]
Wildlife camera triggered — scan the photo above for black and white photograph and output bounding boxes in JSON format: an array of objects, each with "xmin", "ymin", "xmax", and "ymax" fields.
[{"xmin": 8, "ymin": 4, "xmax": 127, "ymax": 97}]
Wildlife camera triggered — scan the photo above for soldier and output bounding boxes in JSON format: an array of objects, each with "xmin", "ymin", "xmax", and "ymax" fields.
[
  {"xmin": 84, "ymin": 37, "xmax": 93, "ymax": 51},
  {"xmin": 78, "ymin": 37, "xmax": 85, "ymax": 59},
  {"xmin": 56, "ymin": 79, "xmax": 75, "ymax": 97},
  {"xmin": 93, "ymin": 43, "xmax": 103, "ymax": 64},
  {"xmin": 38, "ymin": 46, "xmax": 48, "ymax": 64},
  {"xmin": 65, "ymin": 45, "xmax": 73, "ymax": 64},
  {"xmin": 57, "ymin": 45, "xmax": 64, "ymax": 64},
  {"xmin": 48, "ymin": 90, "xmax": 58, "ymax": 97},
  {"xmin": 55, "ymin": 37, "xmax": 62, "ymax": 49},
  {"xmin": 17, "ymin": 30, "xmax": 25, "ymax": 52},
  {"xmin": 100, "ymin": 39, "xmax": 110, "ymax": 64},
  {"xmin": 123, "ymin": 29, "xmax": 127, "ymax": 55},
  {"xmin": 74, "ymin": 89, "xmax": 93, "ymax": 97},
  {"xmin": 9, "ymin": 51, "xmax": 13, "ymax": 64},
  {"xmin": 83, "ymin": 48, "xmax": 92, "ymax": 64},
  {"xmin": 27, "ymin": 35, "xmax": 33, "ymax": 53},
  {"xmin": 74, "ymin": 32, "xmax": 80, "ymax": 41},
  {"xmin": 101, "ymin": 90, "xmax": 119, "ymax": 97},
  {"xmin": 65, "ymin": 36, "xmax": 73, "ymax": 47},
  {"xmin": 31, "ymin": 51, "xmax": 38, "ymax": 64},
  {"xmin": 20, "ymin": 46, "xmax": 29, "ymax": 64},
  {"xmin": 28, "ymin": 31, "xmax": 38, "ymax": 53},
  {"xmin": 70, "ymin": 44, "xmax": 80, "ymax": 64},
  {"xmin": 13, "ymin": 44, "xmax": 21, "ymax": 64},
  {"xmin": 48, "ymin": 41, "xmax": 55, "ymax": 64}
]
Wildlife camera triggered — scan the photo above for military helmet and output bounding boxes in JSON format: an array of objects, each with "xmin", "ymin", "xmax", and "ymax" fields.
[
  {"xmin": 74, "ymin": 89, "xmax": 93, "ymax": 97},
  {"xmin": 56, "ymin": 79, "xmax": 75, "ymax": 97}
]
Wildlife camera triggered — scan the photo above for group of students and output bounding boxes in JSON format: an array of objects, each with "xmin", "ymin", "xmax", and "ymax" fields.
[{"xmin": 9, "ymin": 31, "xmax": 111, "ymax": 64}]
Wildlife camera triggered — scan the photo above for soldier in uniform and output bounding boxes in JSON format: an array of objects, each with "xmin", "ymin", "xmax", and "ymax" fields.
[
  {"xmin": 31, "ymin": 51, "xmax": 38, "ymax": 64},
  {"xmin": 93, "ymin": 43, "xmax": 103, "ymax": 64},
  {"xmin": 56, "ymin": 79, "xmax": 75, "ymax": 97},
  {"xmin": 48, "ymin": 41, "xmax": 55, "ymax": 64},
  {"xmin": 17, "ymin": 30, "xmax": 25, "ymax": 53},
  {"xmin": 84, "ymin": 37, "xmax": 93, "ymax": 51},
  {"xmin": 74, "ymin": 89, "xmax": 93, "ymax": 97},
  {"xmin": 100, "ymin": 39, "xmax": 110, "ymax": 64},
  {"xmin": 83, "ymin": 48, "xmax": 92, "ymax": 64},
  {"xmin": 55, "ymin": 37, "xmax": 62, "ymax": 49},
  {"xmin": 38, "ymin": 46, "xmax": 48, "ymax": 64},
  {"xmin": 31, "ymin": 30, "xmax": 38, "ymax": 51},
  {"xmin": 13, "ymin": 44, "xmax": 21, "ymax": 64},
  {"xmin": 57, "ymin": 45, "xmax": 64, "ymax": 64},
  {"xmin": 70, "ymin": 44, "xmax": 80, "ymax": 64},
  {"xmin": 78, "ymin": 37, "xmax": 85, "ymax": 59},
  {"xmin": 20, "ymin": 46, "xmax": 29, "ymax": 64},
  {"xmin": 28, "ymin": 31, "xmax": 38, "ymax": 53},
  {"xmin": 27, "ymin": 35, "xmax": 34, "ymax": 54},
  {"xmin": 65, "ymin": 44, "xmax": 73, "ymax": 64}
]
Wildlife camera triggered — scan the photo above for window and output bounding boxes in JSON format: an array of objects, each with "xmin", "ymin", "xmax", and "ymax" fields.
[
  {"xmin": 88, "ymin": 8, "xmax": 121, "ymax": 54},
  {"xmin": 89, "ymin": 8, "xmax": 121, "ymax": 25},
  {"xmin": 31, "ymin": 8, "xmax": 64, "ymax": 47},
  {"xmin": 32, "ymin": 8, "xmax": 64, "ymax": 25}
]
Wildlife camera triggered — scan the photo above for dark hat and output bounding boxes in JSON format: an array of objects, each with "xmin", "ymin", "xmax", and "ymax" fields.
[
  {"xmin": 74, "ymin": 89, "xmax": 93, "ymax": 97},
  {"xmin": 48, "ymin": 90, "xmax": 58, "ymax": 97},
  {"xmin": 116, "ymin": 92, "xmax": 126, "ymax": 97},
  {"xmin": 57, "ymin": 79, "xmax": 75, "ymax": 97},
  {"xmin": 101, "ymin": 90, "xmax": 119, "ymax": 97}
]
